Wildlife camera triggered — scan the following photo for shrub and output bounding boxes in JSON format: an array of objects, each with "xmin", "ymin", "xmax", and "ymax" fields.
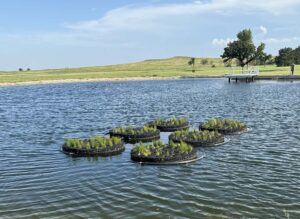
[{"xmin": 201, "ymin": 59, "xmax": 208, "ymax": 65}]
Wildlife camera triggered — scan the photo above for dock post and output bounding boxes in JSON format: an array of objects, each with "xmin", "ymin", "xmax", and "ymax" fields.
[
  {"xmin": 228, "ymin": 78, "xmax": 231, "ymax": 83},
  {"xmin": 235, "ymin": 78, "xmax": 237, "ymax": 83}
]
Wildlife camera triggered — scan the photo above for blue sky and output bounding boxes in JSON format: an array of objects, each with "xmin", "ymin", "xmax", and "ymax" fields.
[{"xmin": 1, "ymin": 0, "xmax": 300, "ymax": 71}]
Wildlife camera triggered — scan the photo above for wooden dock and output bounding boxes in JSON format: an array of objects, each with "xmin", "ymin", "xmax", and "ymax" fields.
[
  {"xmin": 224, "ymin": 74, "xmax": 300, "ymax": 82},
  {"xmin": 225, "ymin": 73, "xmax": 258, "ymax": 83},
  {"xmin": 224, "ymin": 66, "xmax": 259, "ymax": 83}
]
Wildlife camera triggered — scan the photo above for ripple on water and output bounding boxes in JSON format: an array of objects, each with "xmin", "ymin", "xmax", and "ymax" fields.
[{"xmin": 0, "ymin": 79, "xmax": 300, "ymax": 218}]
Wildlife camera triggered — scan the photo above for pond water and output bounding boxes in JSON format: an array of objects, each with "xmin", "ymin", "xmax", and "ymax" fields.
[{"xmin": 0, "ymin": 79, "xmax": 299, "ymax": 218}]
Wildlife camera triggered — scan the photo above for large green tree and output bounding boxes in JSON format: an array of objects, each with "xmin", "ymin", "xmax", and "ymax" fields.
[
  {"xmin": 275, "ymin": 48, "xmax": 294, "ymax": 66},
  {"xmin": 221, "ymin": 29, "xmax": 265, "ymax": 68}
]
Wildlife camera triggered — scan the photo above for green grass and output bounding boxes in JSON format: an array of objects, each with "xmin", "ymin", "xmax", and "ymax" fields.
[{"xmin": 0, "ymin": 56, "xmax": 297, "ymax": 84}]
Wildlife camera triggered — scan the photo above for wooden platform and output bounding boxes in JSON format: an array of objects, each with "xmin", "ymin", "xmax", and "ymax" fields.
[{"xmin": 224, "ymin": 73, "xmax": 258, "ymax": 83}]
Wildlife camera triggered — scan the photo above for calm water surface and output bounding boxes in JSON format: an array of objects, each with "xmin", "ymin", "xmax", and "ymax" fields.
[{"xmin": 0, "ymin": 79, "xmax": 299, "ymax": 218}]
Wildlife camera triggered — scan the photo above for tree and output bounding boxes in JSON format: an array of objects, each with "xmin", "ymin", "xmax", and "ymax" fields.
[
  {"xmin": 293, "ymin": 46, "xmax": 300, "ymax": 64},
  {"xmin": 221, "ymin": 29, "xmax": 265, "ymax": 68},
  {"xmin": 257, "ymin": 52, "xmax": 273, "ymax": 66},
  {"xmin": 19, "ymin": 68, "xmax": 23, "ymax": 71},
  {"xmin": 201, "ymin": 59, "xmax": 208, "ymax": 65},
  {"xmin": 188, "ymin": 57, "xmax": 196, "ymax": 72},
  {"xmin": 275, "ymin": 48, "xmax": 294, "ymax": 66}
]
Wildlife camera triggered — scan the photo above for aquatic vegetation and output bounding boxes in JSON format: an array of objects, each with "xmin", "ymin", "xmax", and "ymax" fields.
[
  {"xmin": 62, "ymin": 136, "xmax": 124, "ymax": 157},
  {"xmin": 64, "ymin": 136, "xmax": 122, "ymax": 149},
  {"xmin": 65, "ymin": 138, "xmax": 82, "ymax": 149},
  {"xmin": 109, "ymin": 126, "xmax": 160, "ymax": 143},
  {"xmin": 147, "ymin": 117, "xmax": 189, "ymax": 132},
  {"xmin": 110, "ymin": 126, "xmax": 158, "ymax": 136},
  {"xmin": 169, "ymin": 129, "xmax": 224, "ymax": 146},
  {"xmin": 150, "ymin": 117, "xmax": 188, "ymax": 126},
  {"xmin": 131, "ymin": 140, "xmax": 197, "ymax": 163},
  {"xmin": 200, "ymin": 118, "xmax": 246, "ymax": 134},
  {"xmin": 132, "ymin": 144, "xmax": 152, "ymax": 157}
]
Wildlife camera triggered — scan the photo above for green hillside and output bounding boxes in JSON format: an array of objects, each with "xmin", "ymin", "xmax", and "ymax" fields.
[{"xmin": 0, "ymin": 56, "xmax": 296, "ymax": 84}]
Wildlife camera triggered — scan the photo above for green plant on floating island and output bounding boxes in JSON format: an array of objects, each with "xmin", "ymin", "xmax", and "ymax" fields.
[
  {"xmin": 169, "ymin": 130, "xmax": 222, "ymax": 143},
  {"xmin": 201, "ymin": 118, "xmax": 246, "ymax": 131},
  {"xmin": 150, "ymin": 117, "xmax": 188, "ymax": 127},
  {"xmin": 64, "ymin": 136, "xmax": 122, "ymax": 150},
  {"xmin": 132, "ymin": 140, "xmax": 193, "ymax": 158},
  {"xmin": 111, "ymin": 126, "xmax": 158, "ymax": 135}
]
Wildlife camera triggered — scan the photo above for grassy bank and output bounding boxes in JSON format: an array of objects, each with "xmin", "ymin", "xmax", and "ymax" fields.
[{"xmin": 0, "ymin": 56, "xmax": 297, "ymax": 85}]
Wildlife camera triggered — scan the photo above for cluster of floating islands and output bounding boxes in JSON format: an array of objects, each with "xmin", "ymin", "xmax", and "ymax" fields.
[{"xmin": 62, "ymin": 118, "xmax": 247, "ymax": 165}]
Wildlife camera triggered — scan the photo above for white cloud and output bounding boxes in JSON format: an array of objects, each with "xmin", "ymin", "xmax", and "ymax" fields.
[
  {"xmin": 2, "ymin": 0, "xmax": 300, "ymax": 47},
  {"xmin": 65, "ymin": 0, "xmax": 300, "ymax": 32},
  {"xmin": 259, "ymin": 26, "xmax": 268, "ymax": 35},
  {"xmin": 212, "ymin": 38, "xmax": 235, "ymax": 46},
  {"xmin": 193, "ymin": 1, "xmax": 202, "ymax": 4},
  {"xmin": 264, "ymin": 37, "xmax": 300, "ymax": 44}
]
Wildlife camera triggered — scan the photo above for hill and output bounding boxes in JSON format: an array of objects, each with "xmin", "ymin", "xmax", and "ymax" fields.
[{"xmin": 0, "ymin": 56, "xmax": 295, "ymax": 85}]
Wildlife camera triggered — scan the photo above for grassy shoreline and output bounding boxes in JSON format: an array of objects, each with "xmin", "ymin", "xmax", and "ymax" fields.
[{"xmin": 0, "ymin": 56, "xmax": 298, "ymax": 86}]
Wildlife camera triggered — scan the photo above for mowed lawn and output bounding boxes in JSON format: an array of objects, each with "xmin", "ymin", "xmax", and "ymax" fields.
[{"xmin": 0, "ymin": 56, "xmax": 297, "ymax": 84}]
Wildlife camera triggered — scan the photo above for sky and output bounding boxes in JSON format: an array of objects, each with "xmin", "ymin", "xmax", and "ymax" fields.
[{"xmin": 1, "ymin": 0, "xmax": 300, "ymax": 71}]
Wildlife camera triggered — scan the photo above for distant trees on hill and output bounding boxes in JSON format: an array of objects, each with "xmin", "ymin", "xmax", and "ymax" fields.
[
  {"xmin": 275, "ymin": 46, "xmax": 300, "ymax": 66},
  {"xmin": 275, "ymin": 48, "xmax": 294, "ymax": 66},
  {"xmin": 18, "ymin": 68, "xmax": 31, "ymax": 71},
  {"xmin": 294, "ymin": 47, "xmax": 300, "ymax": 64},
  {"xmin": 201, "ymin": 59, "xmax": 208, "ymax": 65},
  {"xmin": 188, "ymin": 57, "xmax": 195, "ymax": 72}
]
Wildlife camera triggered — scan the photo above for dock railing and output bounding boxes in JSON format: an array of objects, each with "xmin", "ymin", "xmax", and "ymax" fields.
[{"xmin": 227, "ymin": 66, "xmax": 259, "ymax": 75}]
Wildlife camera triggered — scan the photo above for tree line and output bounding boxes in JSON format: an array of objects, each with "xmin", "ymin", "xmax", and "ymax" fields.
[
  {"xmin": 188, "ymin": 28, "xmax": 298, "ymax": 71},
  {"xmin": 275, "ymin": 47, "xmax": 300, "ymax": 66},
  {"xmin": 220, "ymin": 29, "xmax": 298, "ymax": 68}
]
